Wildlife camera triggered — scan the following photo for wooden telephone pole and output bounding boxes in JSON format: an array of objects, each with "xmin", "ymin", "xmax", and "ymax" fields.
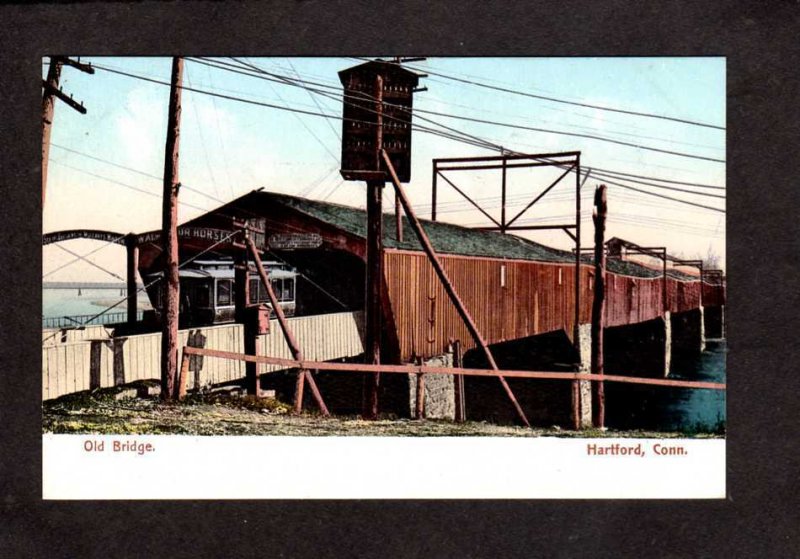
[
  {"xmin": 364, "ymin": 73, "xmax": 385, "ymax": 420},
  {"xmin": 160, "ymin": 57, "xmax": 184, "ymax": 401},
  {"xmin": 591, "ymin": 184, "xmax": 607, "ymax": 428},
  {"xmin": 41, "ymin": 56, "xmax": 93, "ymax": 207}
]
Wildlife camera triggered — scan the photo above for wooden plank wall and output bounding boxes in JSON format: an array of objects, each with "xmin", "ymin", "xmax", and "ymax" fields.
[
  {"xmin": 385, "ymin": 250, "xmax": 711, "ymax": 361},
  {"xmin": 42, "ymin": 325, "xmax": 113, "ymax": 347},
  {"xmin": 702, "ymin": 282, "xmax": 726, "ymax": 308},
  {"xmin": 384, "ymin": 250, "xmax": 593, "ymax": 362},
  {"xmin": 256, "ymin": 311, "xmax": 365, "ymax": 374},
  {"xmin": 42, "ymin": 323, "xmax": 245, "ymax": 401},
  {"xmin": 42, "ymin": 312, "xmax": 365, "ymax": 401}
]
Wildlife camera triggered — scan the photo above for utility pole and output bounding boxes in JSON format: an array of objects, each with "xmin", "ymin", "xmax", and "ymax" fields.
[
  {"xmin": 364, "ymin": 73, "xmax": 385, "ymax": 420},
  {"xmin": 591, "ymin": 184, "xmax": 607, "ymax": 428},
  {"xmin": 41, "ymin": 56, "xmax": 93, "ymax": 207},
  {"xmin": 160, "ymin": 57, "xmax": 184, "ymax": 401}
]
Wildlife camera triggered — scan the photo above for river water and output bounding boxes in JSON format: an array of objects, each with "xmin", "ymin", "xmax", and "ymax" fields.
[
  {"xmin": 43, "ymin": 288, "xmax": 152, "ymax": 325},
  {"xmin": 605, "ymin": 340, "xmax": 727, "ymax": 433}
]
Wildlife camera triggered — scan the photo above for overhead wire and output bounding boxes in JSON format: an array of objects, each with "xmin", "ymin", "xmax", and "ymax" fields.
[
  {"xmin": 391, "ymin": 59, "xmax": 725, "ymax": 130},
  {"xmin": 196, "ymin": 57, "xmax": 727, "ymax": 165},
  {"xmin": 185, "ymin": 65, "xmax": 221, "ymax": 200}
]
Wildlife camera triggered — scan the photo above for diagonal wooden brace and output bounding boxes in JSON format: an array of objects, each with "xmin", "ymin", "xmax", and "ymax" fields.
[
  {"xmin": 244, "ymin": 234, "xmax": 330, "ymax": 416},
  {"xmin": 381, "ymin": 150, "xmax": 531, "ymax": 427}
]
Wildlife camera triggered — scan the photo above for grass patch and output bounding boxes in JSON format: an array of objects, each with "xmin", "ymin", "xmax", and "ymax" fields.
[{"xmin": 43, "ymin": 388, "xmax": 725, "ymax": 438}]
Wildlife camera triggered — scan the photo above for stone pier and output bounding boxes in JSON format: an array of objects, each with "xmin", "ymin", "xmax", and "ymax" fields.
[
  {"xmin": 605, "ymin": 313, "xmax": 672, "ymax": 378},
  {"xmin": 671, "ymin": 307, "xmax": 706, "ymax": 354},
  {"xmin": 704, "ymin": 305, "xmax": 725, "ymax": 339},
  {"xmin": 408, "ymin": 351, "xmax": 456, "ymax": 420},
  {"xmin": 575, "ymin": 323, "xmax": 593, "ymax": 428}
]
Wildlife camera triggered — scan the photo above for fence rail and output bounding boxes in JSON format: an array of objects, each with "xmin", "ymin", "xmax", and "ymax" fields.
[
  {"xmin": 42, "ymin": 311, "xmax": 141, "ymax": 329},
  {"xmin": 181, "ymin": 346, "xmax": 727, "ymax": 391}
]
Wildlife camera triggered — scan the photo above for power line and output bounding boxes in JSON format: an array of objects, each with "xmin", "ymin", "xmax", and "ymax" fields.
[
  {"xmin": 49, "ymin": 158, "xmax": 215, "ymax": 213},
  {"xmin": 163, "ymin": 58, "xmax": 728, "ymax": 186},
  {"xmin": 185, "ymin": 65, "xmax": 221, "ymax": 200},
  {"xmin": 598, "ymin": 174, "xmax": 724, "ymax": 213},
  {"xmin": 49, "ymin": 146, "xmax": 229, "ymax": 206},
  {"xmin": 588, "ymin": 167, "xmax": 724, "ymax": 190},
  {"xmin": 92, "ymin": 61, "xmax": 501, "ymax": 156},
  {"xmin": 204, "ymin": 62, "xmax": 237, "ymax": 201},
  {"xmin": 392, "ymin": 59, "xmax": 725, "ymax": 131},
  {"xmin": 90, "ymin": 61, "xmax": 726, "ymax": 214},
  {"xmin": 411, "ymin": 108, "xmax": 725, "ymax": 164},
  {"xmin": 210, "ymin": 57, "xmax": 725, "ymax": 164}
]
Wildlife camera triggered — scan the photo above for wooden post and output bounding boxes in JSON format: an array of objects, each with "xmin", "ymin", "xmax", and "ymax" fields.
[
  {"xmin": 662, "ymin": 249, "xmax": 668, "ymax": 315},
  {"xmin": 178, "ymin": 350, "xmax": 190, "ymax": 400},
  {"xmin": 364, "ymin": 73, "xmax": 385, "ymax": 420},
  {"xmin": 160, "ymin": 57, "xmax": 183, "ymax": 401},
  {"xmin": 591, "ymin": 184, "xmax": 607, "ymax": 428},
  {"xmin": 125, "ymin": 234, "xmax": 138, "ymax": 326},
  {"xmin": 234, "ymin": 252, "xmax": 250, "ymax": 324},
  {"xmin": 41, "ymin": 56, "xmax": 93, "ymax": 208},
  {"xmin": 572, "ymin": 154, "xmax": 582, "ymax": 430},
  {"xmin": 396, "ymin": 192, "xmax": 403, "ymax": 242},
  {"xmin": 41, "ymin": 56, "xmax": 63, "ymax": 207},
  {"xmin": 244, "ymin": 235, "xmax": 330, "ymax": 416},
  {"xmin": 431, "ymin": 165, "xmax": 438, "ymax": 221},
  {"xmin": 453, "ymin": 339, "xmax": 465, "ymax": 422},
  {"xmin": 500, "ymin": 156, "xmax": 507, "ymax": 233},
  {"xmin": 235, "ymin": 252, "xmax": 258, "ymax": 395}
]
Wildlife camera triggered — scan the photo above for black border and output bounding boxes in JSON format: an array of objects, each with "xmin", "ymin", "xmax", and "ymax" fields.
[{"xmin": 2, "ymin": 1, "xmax": 799, "ymax": 557}]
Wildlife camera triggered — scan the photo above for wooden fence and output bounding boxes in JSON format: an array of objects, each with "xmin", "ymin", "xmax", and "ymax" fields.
[{"xmin": 42, "ymin": 311, "xmax": 365, "ymax": 401}]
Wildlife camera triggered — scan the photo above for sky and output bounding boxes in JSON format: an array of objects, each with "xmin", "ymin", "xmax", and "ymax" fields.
[{"xmin": 42, "ymin": 57, "xmax": 725, "ymax": 283}]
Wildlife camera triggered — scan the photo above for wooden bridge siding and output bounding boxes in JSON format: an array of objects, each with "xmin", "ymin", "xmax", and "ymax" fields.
[
  {"xmin": 384, "ymin": 251, "xmax": 593, "ymax": 362},
  {"xmin": 702, "ymin": 282, "xmax": 726, "ymax": 308},
  {"xmin": 384, "ymin": 251, "xmax": 715, "ymax": 361},
  {"xmin": 666, "ymin": 278, "xmax": 702, "ymax": 314},
  {"xmin": 603, "ymin": 276, "xmax": 705, "ymax": 328}
]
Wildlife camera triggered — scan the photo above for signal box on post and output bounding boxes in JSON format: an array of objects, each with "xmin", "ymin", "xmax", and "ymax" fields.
[{"xmin": 338, "ymin": 60, "xmax": 420, "ymax": 183}]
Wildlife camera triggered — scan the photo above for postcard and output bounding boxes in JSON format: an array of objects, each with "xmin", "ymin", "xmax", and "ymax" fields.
[{"xmin": 41, "ymin": 56, "xmax": 725, "ymax": 499}]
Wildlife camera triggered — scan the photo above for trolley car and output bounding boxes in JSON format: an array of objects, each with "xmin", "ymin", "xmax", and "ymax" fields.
[{"xmin": 144, "ymin": 259, "xmax": 298, "ymax": 327}]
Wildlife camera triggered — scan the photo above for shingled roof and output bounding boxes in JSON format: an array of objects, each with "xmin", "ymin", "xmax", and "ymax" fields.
[{"xmin": 253, "ymin": 192, "xmax": 699, "ymax": 281}]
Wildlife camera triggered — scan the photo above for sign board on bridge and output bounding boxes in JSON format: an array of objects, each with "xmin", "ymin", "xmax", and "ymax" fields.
[
  {"xmin": 42, "ymin": 230, "xmax": 128, "ymax": 246},
  {"xmin": 136, "ymin": 227, "xmax": 235, "ymax": 246},
  {"xmin": 268, "ymin": 233, "xmax": 323, "ymax": 250}
]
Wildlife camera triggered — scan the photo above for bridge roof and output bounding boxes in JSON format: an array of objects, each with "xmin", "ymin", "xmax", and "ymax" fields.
[
  {"xmin": 238, "ymin": 192, "xmax": 697, "ymax": 280},
  {"xmin": 267, "ymin": 192, "xmax": 575, "ymax": 264}
]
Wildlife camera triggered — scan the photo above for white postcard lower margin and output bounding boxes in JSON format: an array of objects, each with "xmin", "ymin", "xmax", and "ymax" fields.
[{"xmin": 43, "ymin": 435, "xmax": 725, "ymax": 499}]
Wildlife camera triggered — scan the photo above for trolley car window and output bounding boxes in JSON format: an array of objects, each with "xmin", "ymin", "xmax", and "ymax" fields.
[
  {"xmin": 216, "ymin": 279, "xmax": 233, "ymax": 306},
  {"xmin": 246, "ymin": 277, "xmax": 295, "ymax": 304}
]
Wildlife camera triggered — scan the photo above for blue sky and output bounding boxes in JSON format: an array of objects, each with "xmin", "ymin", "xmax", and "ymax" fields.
[{"xmin": 43, "ymin": 57, "xmax": 725, "ymax": 282}]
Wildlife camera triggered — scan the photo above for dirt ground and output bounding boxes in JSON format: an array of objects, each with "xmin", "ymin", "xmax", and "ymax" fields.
[{"xmin": 42, "ymin": 382, "xmax": 724, "ymax": 438}]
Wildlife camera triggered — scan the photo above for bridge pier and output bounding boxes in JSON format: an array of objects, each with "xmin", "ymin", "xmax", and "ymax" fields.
[
  {"xmin": 704, "ymin": 305, "xmax": 725, "ymax": 339},
  {"xmin": 575, "ymin": 324, "xmax": 593, "ymax": 428},
  {"xmin": 408, "ymin": 349, "xmax": 456, "ymax": 420},
  {"xmin": 605, "ymin": 313, "xmax": 671, "ymax": 378},
  {"xmin": 671, "ymin": 307, "xmax": 706, "ymax": 354}
]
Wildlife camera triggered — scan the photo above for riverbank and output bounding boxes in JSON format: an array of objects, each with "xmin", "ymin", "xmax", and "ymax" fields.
[{"xmin": 43, "ymin": 383, "xmax": 724, "ymax": 438}]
